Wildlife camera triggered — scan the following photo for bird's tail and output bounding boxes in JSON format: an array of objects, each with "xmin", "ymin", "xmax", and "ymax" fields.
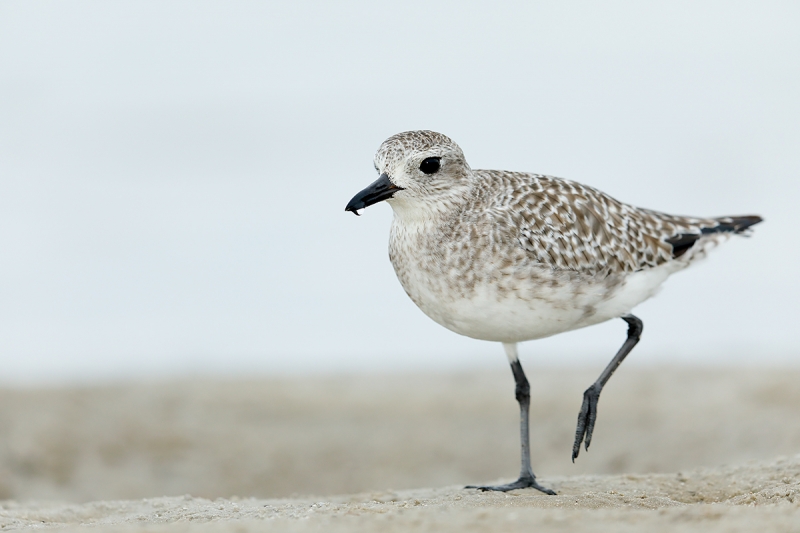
[
  {"xmin": 704, "ymin": 215, "xmax": 763, "ymax": 236},
  {"xmin": 666, "ymin": 215, "xmax": 762, "ymax": 258}
]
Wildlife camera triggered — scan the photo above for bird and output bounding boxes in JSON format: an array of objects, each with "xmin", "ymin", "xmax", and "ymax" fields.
[{"xmin": 344, "ymin": 130, "xmax": 762, "ymax": 495}]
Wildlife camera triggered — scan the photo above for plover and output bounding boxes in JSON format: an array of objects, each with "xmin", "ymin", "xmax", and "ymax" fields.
[{"xmin": 344, "ymin": 130, "xmax": 761, "ymax": 494}]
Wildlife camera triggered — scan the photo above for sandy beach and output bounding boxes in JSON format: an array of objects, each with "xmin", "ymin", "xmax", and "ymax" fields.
[{"xmin": 0, "ymin": 367, "xmax": 798, "ymax": 531}]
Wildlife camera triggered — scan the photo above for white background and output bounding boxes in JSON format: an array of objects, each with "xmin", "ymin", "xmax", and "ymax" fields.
[{"xmin": 1, "ymin": 1, "xmax": 798, "ymax": 383}]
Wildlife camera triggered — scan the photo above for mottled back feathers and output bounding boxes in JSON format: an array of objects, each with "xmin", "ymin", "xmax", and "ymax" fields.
[{"xmin": 468, "ymin": 170, "xmax": 761, "ymax": 276}]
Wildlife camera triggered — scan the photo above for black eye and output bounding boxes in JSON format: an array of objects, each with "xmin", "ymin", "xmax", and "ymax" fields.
[{"xmin": 419, "ymin": 157, "xmax": 441, "ymax": 175}]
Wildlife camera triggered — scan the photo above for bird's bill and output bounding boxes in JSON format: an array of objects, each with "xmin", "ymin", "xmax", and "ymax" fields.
[{"xmin": 345, "ymin": 173, "xmax": 404, "ymax": 216}]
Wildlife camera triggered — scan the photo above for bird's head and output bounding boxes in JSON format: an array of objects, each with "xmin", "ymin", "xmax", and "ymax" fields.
[{"xmin": 345, "ymin": 130, "xmax": 472, "ymax": 217}]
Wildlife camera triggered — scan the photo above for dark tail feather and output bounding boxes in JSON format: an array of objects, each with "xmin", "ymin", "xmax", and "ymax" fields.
[
  {"xmin": 701, "ymin": 215, "xmax": 763, "ymax": 235},
  {"xmin": 666, "ymin": 215, "xmax": 762, "ymax": 258}
]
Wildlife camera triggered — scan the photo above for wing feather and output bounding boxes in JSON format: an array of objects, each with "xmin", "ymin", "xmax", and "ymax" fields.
[{"xmin": 476, "ymin": 171, "xmax": 739, "ymax": 275}]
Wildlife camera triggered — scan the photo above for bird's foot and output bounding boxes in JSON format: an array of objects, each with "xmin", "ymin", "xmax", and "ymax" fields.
[
  {"xmin": 572, "ymin": 384, "xmax": 601, "ymax": 461},
  {"xmin": 466, "ymin": 474, "xmax": 556, "ymax": 495}
]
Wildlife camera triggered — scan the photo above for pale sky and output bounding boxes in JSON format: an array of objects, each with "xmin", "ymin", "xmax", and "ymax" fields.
[{"xmin": 1, "ymin": 1, "xmax": 798, "ymax": 383}]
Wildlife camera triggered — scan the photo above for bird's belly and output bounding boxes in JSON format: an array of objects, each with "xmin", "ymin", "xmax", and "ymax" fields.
[
  {"xmin": 398, "ymin": 263, "xmax": 677, "ymax": 343},
  {"xmin": 424, "ymin": 286, "xmax": 590, "ymax": 342}
]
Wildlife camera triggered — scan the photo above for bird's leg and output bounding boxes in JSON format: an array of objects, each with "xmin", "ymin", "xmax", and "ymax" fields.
[
  {"xmin": 572, "ymin": 314, "xmax": 643, "ymax": 461},
  {"xmin": 467, "ymin": 343, "xmax": 556, "ymax": 495}
]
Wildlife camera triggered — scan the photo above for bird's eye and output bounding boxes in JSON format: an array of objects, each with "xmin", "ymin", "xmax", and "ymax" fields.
[{"xmin": 419, "ymin": 157, "xmax": 441, "ymax": 175}]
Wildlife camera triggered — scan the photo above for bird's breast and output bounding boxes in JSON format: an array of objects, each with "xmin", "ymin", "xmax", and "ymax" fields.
[
  {"xmin": 389, "ymin": 220, "xmax": 593, "ymax": 341},
  {"xmin": 387, "ymin": 218, "xmax": 674, "ymax": 342}
]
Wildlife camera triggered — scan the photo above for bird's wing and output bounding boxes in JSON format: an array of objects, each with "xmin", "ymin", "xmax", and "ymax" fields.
[{"xmin": 484, "ymin": 172, "xmax": 756, "ymax": 275}]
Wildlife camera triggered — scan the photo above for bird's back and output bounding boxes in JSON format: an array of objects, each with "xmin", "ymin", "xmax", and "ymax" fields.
[{"xmin": 469, "ymin": 170, "xmax": 760, "ymax": 276}]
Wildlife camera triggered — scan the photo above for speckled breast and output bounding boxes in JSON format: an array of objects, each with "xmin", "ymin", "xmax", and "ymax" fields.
[{"xmin": 387, "ymin": 219, "xmax": 638, "ymax": 343}]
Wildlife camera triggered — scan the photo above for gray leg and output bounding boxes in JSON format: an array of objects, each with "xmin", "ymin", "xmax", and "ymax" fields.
[
  {"xmin": 467, "ymin": 348, "xmax": 555, "ymax": 494},
  {"xmin": 572, "ymin": 314, "xmax": 643, "ymax": 461}
]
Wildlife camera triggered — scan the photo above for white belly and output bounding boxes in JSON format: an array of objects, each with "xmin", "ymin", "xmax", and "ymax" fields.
[{"xmin": 397, "ymin": 262, "xmax": 680, "ymax": 343}]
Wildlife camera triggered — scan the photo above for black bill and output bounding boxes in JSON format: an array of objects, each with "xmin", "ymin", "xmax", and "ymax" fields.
[{"xmin": 344, "ymin": 173, "xmax": 404, "ymax": 215}]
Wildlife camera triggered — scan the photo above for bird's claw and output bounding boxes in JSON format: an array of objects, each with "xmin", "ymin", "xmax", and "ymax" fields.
[
  {"xmin": 572, "ymin": 384, "xmax": 601, "ymax": 461},
  {"xmin": 466, "ymin": 474, "xmax": 556, "ymax": 495}
]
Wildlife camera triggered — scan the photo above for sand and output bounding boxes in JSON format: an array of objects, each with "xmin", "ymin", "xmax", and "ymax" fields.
[{"xmin": 0, "ymin": 367, "xmax": 799, "ymax": 531}]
